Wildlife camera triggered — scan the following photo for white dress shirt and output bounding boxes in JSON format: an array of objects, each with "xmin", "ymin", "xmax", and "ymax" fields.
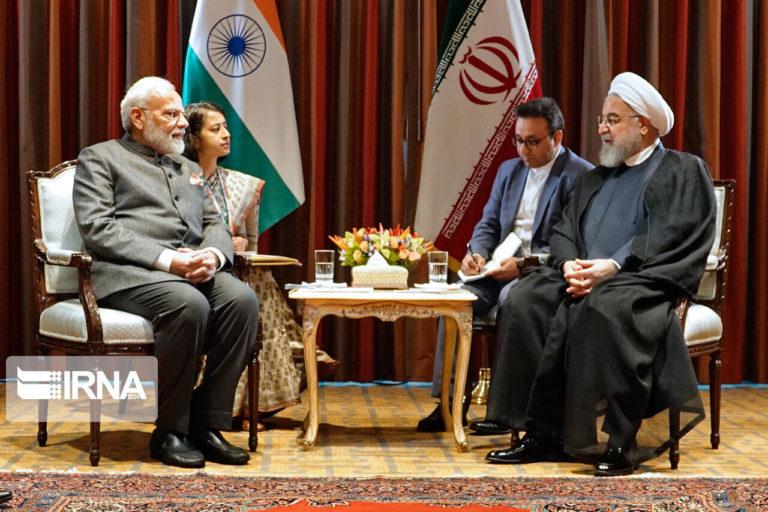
[{"xmin": 512, "ymin": 145, "xmax": 563, "ymax": 256}]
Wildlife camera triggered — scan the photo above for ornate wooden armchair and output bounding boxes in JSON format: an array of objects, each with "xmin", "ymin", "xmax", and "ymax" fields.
[
  {"xmin": 669, "ymin": 179, "xmax": 735, "ymax": 469},
  {"xmin": 27, "ymin": 160, "xmax": 261, "ymax": 466}
]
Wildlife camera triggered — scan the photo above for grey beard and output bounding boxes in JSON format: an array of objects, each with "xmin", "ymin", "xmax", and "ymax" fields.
[
  {"xmin": 144, "ymin": 123, "xmax": 185, "ymax": 155},
  {"xmin": 599, "ymin": 130, "xmax": 644, "ymax": 167}
]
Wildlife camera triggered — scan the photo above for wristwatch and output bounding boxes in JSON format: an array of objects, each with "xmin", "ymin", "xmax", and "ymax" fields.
[{"xmin": 516, "ymin": 256, "xmax": 542, "ymax": 270}]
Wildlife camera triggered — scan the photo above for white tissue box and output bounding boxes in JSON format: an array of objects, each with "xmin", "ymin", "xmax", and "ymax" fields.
[{"xmin": 351, "ymin": 265, "xmax": 408, "ymax": 289}]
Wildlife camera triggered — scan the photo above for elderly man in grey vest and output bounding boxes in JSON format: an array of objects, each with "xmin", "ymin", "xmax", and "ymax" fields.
[{"xmin": 73, "ymin": 76, "xmax": 259, "ymax": 469}]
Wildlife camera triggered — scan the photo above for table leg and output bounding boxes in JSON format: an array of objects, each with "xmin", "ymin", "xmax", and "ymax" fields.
[
  {"xmin": 301, "ymin": 308, "xmax": 321, "ymax": 450},
  {"xmin": 451, "ymin": 313, "xmax": 471, "ymax": 452},
  {"xmin": 441, "ymin": 316, "xmax": 458, "ymax": 433}
]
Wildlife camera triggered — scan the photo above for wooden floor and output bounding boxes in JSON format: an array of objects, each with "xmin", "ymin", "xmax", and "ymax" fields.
[{"xmin": 1, "ymin": 383, "xmax": 766, "ymax": 478}]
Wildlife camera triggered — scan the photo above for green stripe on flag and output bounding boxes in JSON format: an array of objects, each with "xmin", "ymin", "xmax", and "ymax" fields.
[
  {"xmin": 432, "ymin": 0, "xmax": 486, "ymax": 94},
  {"xmin": 182, "ymin": 49, "xmax": 301, "ymax": 232}
]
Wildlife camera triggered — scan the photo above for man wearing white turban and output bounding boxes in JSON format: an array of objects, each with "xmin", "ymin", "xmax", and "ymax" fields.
[{"xmin": 484, "ymin": 72, "xmax": 716, "ymax": 476}]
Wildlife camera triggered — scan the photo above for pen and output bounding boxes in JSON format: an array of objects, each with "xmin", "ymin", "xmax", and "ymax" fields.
[{"xmin": 466, "ymin": 242, "xmax": 482, "ymax": 267}]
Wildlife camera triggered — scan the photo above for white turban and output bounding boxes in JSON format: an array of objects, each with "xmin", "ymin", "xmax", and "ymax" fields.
[{"xmin": 608, "ymin": 72, "xmax": 674, "ymax": 136}]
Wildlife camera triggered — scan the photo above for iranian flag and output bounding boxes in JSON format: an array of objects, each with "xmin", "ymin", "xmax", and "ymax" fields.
[
  {"xmin": 414, "ymin": 0, "xmax": 541, "ymax": 262},
  {"xmin": 183, "ymin": 0, "xmax": 304, "ymax": 232}
]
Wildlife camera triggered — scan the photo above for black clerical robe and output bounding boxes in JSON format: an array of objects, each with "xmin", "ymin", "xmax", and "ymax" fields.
[{"xmin": 492, "ymin": 148, "xmax": 715, "ymax": 462}]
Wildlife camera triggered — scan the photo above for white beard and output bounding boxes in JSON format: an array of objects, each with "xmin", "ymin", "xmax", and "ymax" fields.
[
  {"xmin": 599, "ymin": 129, "xmax": 644, "ymax": 167},
  {"xmin": 144, "ymin": 121, "xmax": 185, "ymax": 155}
]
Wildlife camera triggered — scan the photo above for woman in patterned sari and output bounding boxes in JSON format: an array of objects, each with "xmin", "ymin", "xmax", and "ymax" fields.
[{"xmin": 183, "ymin": 102, "xmax": 336, "ymax": 428}]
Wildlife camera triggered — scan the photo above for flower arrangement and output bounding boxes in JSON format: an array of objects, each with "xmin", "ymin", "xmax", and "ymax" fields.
[{"xmin": 329, "ymin": 224, "xmax": 433, "ymax": 268}]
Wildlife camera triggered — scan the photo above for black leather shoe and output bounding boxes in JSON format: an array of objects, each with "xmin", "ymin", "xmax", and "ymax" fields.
[
  {"xmin": 470, "ymin": 419, "xmax": 514, "ymax": 436},
  {"xmin": 416, "ymin": 402, "xmax": 468, "ymax": 432},
  {"xmin": 595, "ymin": 447, "xmax": 635, "ymax": 476},
  {"xmin": 485, "ymin": 435, "xmax": 565, "ymax": 464},
  {"xmin": 190, "ymin": 429, "xmax": 250, "ymax": 465},
  {"xmin": 149, "ymin": 429, "xmax": 205, "ymax": 468},
  {"xmin": 0, "ymin": 490, "xmax": 12, "ymax": 504}
]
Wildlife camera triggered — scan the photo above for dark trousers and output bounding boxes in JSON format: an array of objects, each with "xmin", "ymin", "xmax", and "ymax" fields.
[
  {"xmin": 100, "ymin": 272, "xmax": 260, "ymax": 434},
  {"xmin": 485, "ymin": 269, "xmax": 565, "ymax": 429}
]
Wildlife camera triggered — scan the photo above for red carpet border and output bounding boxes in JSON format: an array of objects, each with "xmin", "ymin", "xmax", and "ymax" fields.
[{"xmin": 0, "ymin": 473, "xmax": 764, "ymax": 511}]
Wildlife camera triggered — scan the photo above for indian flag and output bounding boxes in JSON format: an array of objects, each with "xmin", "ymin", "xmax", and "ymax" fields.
[
  {"xmin": 414, "ymin": 0, "xmax": 541, "ymax": 262},
  {"xmin": 182, "ymin": 0, "xmax": 304, "ymax": 232}
]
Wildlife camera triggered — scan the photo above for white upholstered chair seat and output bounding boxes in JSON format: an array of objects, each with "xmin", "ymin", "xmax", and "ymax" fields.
[
  {"xmin": 39, "ymin": 299, "xmax": 154, "ymax": 344},
  {"xmin": 683, "ymin": 303, "xmax": 723, "ymax": 347}
]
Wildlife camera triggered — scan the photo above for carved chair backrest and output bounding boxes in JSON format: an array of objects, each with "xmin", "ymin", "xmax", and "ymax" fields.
[
  {"xmin": 27, "ymin": 161, "xmax": 82, "ymax": 316},
  {"xmin": 693, "ymin": 179, "xmax": 735, "ymax": 317}
]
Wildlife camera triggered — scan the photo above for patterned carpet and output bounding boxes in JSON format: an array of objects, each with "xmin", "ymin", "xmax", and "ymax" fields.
[
  {"xmin": 3, "ymin": 385, "xmax": 768, "ymax": 478},
  {"xmin": 0, "ymin": 385, "xmax": 767, "ymax": 510},
  {"xmin": 0, "ymin": 473, "xmax": 765, "ymax": 512}
]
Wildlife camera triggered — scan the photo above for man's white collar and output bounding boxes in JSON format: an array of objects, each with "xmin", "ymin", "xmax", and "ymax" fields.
[
  {"xmin": 531, "ymin": 145, "xmax": 564, "ymax": 173},
  {"xmin": 624, "ymin": 139, "xmax": 660, "ymax": 167}
]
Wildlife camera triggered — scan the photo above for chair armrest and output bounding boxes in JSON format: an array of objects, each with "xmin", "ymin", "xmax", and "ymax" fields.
[
  {"xmin": 34, "ymin": 239, "xmax": 104, "ymax": 346},
  {"xmin": 713, "ymin": 251, "xmax": 727, "ymax": 272},
  {"xmin": 234, "ymin": 252, "xmax": 302, "ymax": 286},
  {"xmin": 235, "ymin": 251, "xmax": 302, "ymax": 267},
  {"xmin": 675, "ymin": 297, "xmax": 690, "ymax": 327},
  {"xmin": 34, "ymin": 239, "xmax": 93, "ymax": 268}
]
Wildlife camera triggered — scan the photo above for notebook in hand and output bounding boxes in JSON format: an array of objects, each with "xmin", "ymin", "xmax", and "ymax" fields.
[{"xmin": 458, "ymin": 232, "xmax": 522, "ymax": 282}]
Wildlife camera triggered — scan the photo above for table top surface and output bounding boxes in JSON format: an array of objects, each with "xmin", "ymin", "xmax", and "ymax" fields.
[{"xmin": 288, "ymin": 287, "xmax": 477, "ymax": 302}]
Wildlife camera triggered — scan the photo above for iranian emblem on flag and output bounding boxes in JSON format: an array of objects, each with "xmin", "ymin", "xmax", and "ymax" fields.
[{"xmin": 415, "ymin": 0, "xmax": 541, "ymax": 262}]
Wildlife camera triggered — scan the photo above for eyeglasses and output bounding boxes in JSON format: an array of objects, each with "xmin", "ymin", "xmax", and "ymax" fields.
[
  {"xmin": 596, "ymin": 114, "xmax": 642, "ymax": 128},
  {"xmin": 137, "ymin": 107, "xmax": 185, "ymax": 125},
  {"xmin": 513, "ymin": 136, "xmax": 548, "ymax": 149}
]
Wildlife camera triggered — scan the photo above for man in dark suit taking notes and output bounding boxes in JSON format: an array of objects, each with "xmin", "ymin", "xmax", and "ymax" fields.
[{"xmin": 418, "ymin": 98, "xmax": 593, "ymax": 432}]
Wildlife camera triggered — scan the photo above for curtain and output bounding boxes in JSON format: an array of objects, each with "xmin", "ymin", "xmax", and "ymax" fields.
[
  {"xmin": 265, "ymin": 0, "xmax": 441, "ymax": 381},
  {"xmin": 1, "ymin": 0, "xmax": 766, "ymax": 385},
  {"xmin": 0, "ymin": 0, "xmax": 189, "ymax": 376}
]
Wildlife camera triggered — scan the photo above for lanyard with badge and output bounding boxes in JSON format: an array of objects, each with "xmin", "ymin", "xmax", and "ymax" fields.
[{"xmin": 203, "ymin": 168, "xmax": 234, "ymax": 234}]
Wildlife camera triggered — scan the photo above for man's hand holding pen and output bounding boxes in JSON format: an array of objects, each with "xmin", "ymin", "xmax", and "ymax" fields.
[{"xmin": 462, "ymin": 242, "xmax": 486, "ymax": 275}]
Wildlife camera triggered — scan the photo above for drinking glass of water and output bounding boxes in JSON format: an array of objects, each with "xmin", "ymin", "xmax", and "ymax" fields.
[
  {"xmin": 428, "ymin": 251, "xmax": 448, "ymax": 284},
  {"xmin": 314, "ymin": 250, "xmax": 335, "ymax": 284}
]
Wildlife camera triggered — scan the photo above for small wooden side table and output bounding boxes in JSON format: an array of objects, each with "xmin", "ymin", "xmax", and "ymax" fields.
[{"xmin": 289, "ymin": 288, "xmax": 477, "ymax": 452}]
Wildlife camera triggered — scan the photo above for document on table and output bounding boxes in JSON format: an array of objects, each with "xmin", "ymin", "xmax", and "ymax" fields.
[{"xmin": 458, "ymin": 232, "xmax": 522, "ymax": 283}]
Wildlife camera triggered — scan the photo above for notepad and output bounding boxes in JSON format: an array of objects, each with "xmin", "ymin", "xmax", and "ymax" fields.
[{"xmin": 458, "ymin": 232, "xmax": 522, "ymax": 283}]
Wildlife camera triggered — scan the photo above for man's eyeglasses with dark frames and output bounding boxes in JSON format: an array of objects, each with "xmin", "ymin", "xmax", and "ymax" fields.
[{"xmin": 513, "ymin": 136, "xmax": 549, "ymax": 149}]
